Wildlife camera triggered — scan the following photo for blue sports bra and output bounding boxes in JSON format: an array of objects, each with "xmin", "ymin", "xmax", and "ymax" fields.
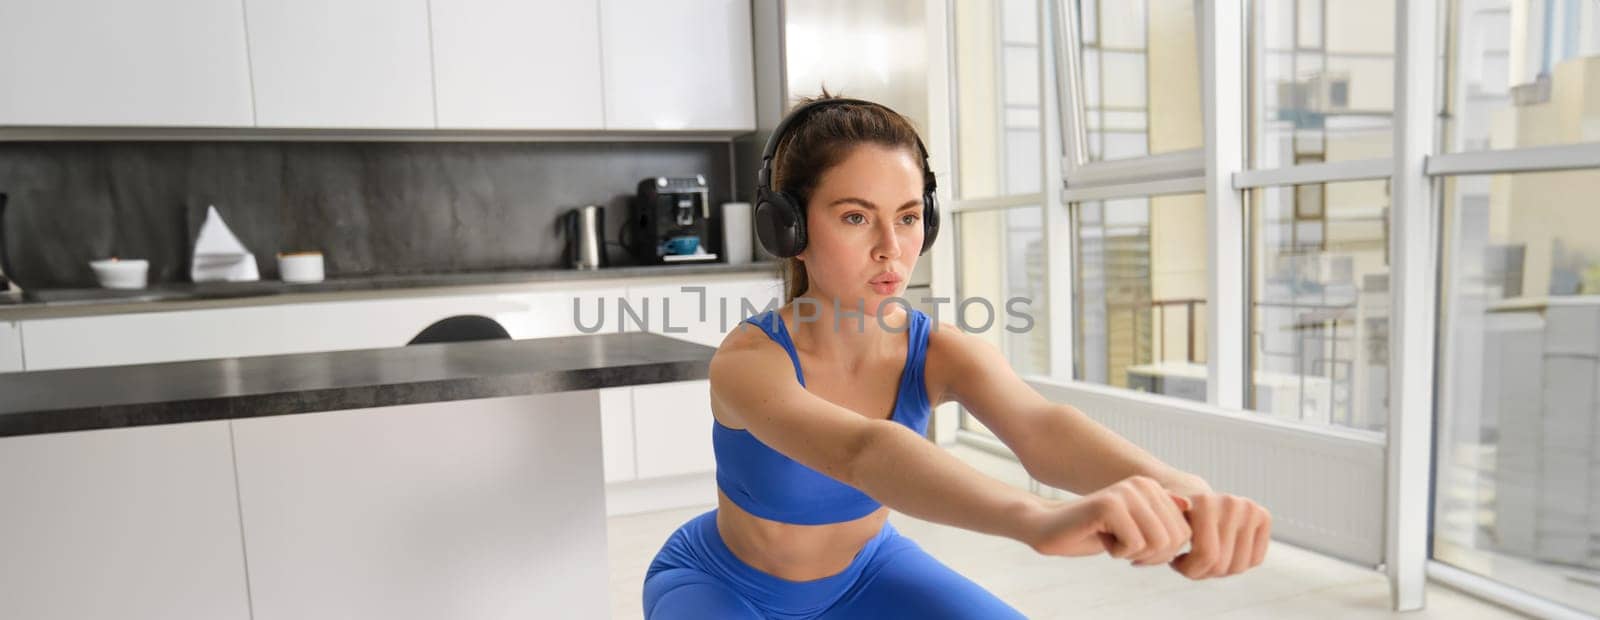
[{"xmin": 712, "ymin": 308, "xmax": 933, "ymax": 525}]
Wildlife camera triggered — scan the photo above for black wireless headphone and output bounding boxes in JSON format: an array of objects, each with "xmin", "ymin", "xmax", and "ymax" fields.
[{"xmin": 754, "ymin": 97, "xmax": 940, "ymax": 259}]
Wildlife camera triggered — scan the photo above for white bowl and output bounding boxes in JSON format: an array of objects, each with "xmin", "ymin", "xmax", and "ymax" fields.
[
  {"xmin": 89, "ymin": 258, "xmax": 149, "ymax": 290},
  {"xmin": 277, "ymin": 252, "xmax": 324, "ymax": 283}
]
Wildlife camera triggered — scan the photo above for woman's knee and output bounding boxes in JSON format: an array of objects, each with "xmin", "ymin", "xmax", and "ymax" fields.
[{"xmin": 643, "ymin": 568, "xmax": 761, "ymax": 619}]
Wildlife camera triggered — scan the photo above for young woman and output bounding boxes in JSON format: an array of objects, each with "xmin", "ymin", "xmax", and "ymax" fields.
[{"xmin": 642, "ymin": 95, "xmax": 1271, "ymax": 619}]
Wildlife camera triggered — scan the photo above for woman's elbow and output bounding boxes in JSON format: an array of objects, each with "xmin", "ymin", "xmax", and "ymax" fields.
[{"xmin": 840, "ymin": 419, "xmax": 900, "ymax": 489}]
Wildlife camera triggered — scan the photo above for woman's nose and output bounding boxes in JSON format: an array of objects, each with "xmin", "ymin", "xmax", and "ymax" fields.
[{"xmin": 873, "ymin": 221, "xmax": 902, "ymax": 260}]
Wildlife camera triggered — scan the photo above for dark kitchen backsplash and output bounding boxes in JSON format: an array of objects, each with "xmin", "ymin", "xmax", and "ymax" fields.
[{"xmin": 0, "ymin": 141, "xmax": 733, "ymax": 289}]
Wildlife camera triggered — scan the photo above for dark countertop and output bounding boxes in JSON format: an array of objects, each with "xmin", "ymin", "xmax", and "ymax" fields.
[
  {"xmin": 0, "ymin": 331, "xmax": 715, "ymax": 438},
  {"xmin": 0, "ymin": 261, "xmax": 780, "ymax": 320}
]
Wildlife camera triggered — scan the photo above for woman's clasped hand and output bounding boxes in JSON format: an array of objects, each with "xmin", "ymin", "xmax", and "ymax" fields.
[{"xmin": 1022, "ymin": 475, "xmax": 1272, "ymax": 579}]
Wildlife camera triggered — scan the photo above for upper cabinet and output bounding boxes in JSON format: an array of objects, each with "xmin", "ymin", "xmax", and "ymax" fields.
[
  {"xmin": 599, "ymin": 0, "xmax": 755, "ymax": 131},
  {"xmin": 243, "ymin": 0, "xmax": 436, "ymax": 129},
  {"xmin": 0, "ymin": 0, "xmax": 253, "ymax": 126},
  {"xmin": 0, "ymin": 0, "xmax": 753, "ymax": 133},
  {"xmin": 429, "ymin": 0, "xmax": 605, "ymax": 130}
]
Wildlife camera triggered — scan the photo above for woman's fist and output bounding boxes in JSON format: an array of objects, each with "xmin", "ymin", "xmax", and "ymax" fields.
[
  {"xmin": 1169, "ymin": 493, "xmax": 1271, "ymax": 579},
  {"xmin": 1025, "ymin": 475, "xmax": 1192, "ymax": 566}
]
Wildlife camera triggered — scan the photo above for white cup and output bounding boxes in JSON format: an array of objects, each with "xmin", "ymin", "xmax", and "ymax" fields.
[
  {"xmin": 277, "ymin": 252, "xmax": 325, "ymax": 283},
  {"xmin": 89, "ymin": 258, "xmax": 149, "ymax": 289}
]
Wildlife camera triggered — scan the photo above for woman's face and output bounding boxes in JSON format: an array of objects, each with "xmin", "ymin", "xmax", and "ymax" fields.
[{"xmin": 797, "ymin": 143, "xmax": 925, "ymax": 315}]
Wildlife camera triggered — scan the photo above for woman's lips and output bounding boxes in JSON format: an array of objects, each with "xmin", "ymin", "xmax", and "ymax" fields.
[{"xmin": 869, "ymin": 274, "xmax": 902, "ymax": 294}]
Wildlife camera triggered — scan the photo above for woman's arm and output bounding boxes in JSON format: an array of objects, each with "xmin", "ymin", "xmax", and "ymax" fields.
[
  {"xmin": 932, "ymin": 324, "xmax": 1209, "ymax": 498},
  {"xmin": 935, "ymin": 325, "xmax": 1272, "ymax": 578}
]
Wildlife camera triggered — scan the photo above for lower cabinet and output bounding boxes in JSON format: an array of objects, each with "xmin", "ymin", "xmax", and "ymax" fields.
[
  {"xmin": 230, "ymin": 393, "xmax": 609, "ymax": 620},
  {"xmin": 631, "ymin": 379, "xmax": 716, "ymax": 480},
  {"xmin": 598, "ymin": 386, "xmax": 636, "ymax": 483},
  {"xmin": 18, "ymin": 284, "xmax": 627, "ymax": 371},
  {"xmin": 0, "ymin": 321, "xmax": 21, "ymax": 372},
  {"xmin": 0, "ymin": 421, "xmax": 253, "ymax": 620}
]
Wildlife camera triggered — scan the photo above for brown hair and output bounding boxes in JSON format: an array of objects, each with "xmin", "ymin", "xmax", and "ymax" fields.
[{"xmin": 769, "ymin": 89, "xmax": 926, "ymax": 304}]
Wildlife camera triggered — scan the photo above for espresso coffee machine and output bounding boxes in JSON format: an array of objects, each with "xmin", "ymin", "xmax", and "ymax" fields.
[{"xmin": 627, "ymin": 175, "xmax": 719, "ymax": 265}]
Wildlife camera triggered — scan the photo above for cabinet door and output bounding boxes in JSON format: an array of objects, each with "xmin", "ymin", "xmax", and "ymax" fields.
[
  {"xmin": 244, "ymin": 0, "xmax": 435, "ymax": 128},
  {"xmin": 0, "ymin": 321, "xmax": 21, "ymax": 372},
  {"xmin": 0, "ymin": 422, "xmax": 251, "ymax": 620},
  {"xmin": 632, "ymin": 379, "xmax": 715, "ymax": 479},
  {"xmin": 19, "ymin": 286, "xmax": 628, "ymax": 371},
  {"xmin": 599, "ymin": 0, "xmax": 755, "ymax": 131},
  {"xmin": 0, "ymin": 0, "xmax": 253, "ymax": 126},
  {"xmin": 429, "ymin": 0, "xmax": 604, "ymax": 129},
  {"xmin": 599, "ymin": 386, "xmax": 636, "ymax": 482},
  {"xmin": 232, "ymin": 394, "xmax": 608, "ymax": 619}
]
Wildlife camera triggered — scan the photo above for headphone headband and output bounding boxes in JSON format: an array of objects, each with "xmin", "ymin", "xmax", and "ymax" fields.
[
  {"xmin": 753, "ymin": 97, "xmax": 940, "ymax": 259},
  {"xmin": 757, "ymin": 97, "xmax": 932, "ymax": 191}
]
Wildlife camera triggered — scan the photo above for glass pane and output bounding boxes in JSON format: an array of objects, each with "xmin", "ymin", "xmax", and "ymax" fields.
[
  {"xmin": 957, "ymin": 0, "xmax": 1044, "ymax": 199},
  {"xmin": 1075, "ymin": 0, "xmax": 1203, "ymax": 162},
  {"xmin": 1250, "ymin": 0, "xmax": 1395, "ymax": 168},
  {"xmin": 1074, "ymin": 194, "xmax": 1208, "ymax": 402},
  {"xmin": 958, "ymin": 206, "xmax": 1052, "ymax": 435},
  {"xmin": 1444, "ymin": 0, "xmax": 1600, "ymax": 152},
  {"xmin": 1434, "ymin": 170, "xmax": 1600, "ymax": 614},
  {"xmin": 953, "ymin": 0, "xmax": 1043, "ymax": 198},
  {"xmin": 1248, "ymin": 181, "xmax": 1390, "ymax": 431}
]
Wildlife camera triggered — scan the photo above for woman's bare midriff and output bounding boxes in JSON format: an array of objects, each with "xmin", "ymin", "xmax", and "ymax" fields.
[{"xmin": 714, "ymin": 488, "xmax": 888, "ymax": 582}]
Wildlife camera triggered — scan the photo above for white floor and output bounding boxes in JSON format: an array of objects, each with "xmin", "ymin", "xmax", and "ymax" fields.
[{"xmin": 608, "ymin": 445, "xmax": 1529, "ymax": 619}]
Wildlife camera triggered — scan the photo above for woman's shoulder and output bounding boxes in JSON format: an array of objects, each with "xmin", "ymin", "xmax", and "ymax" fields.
[
  {"xmin": 921, "ymin": 315, "xmax": 998, "ymax": 407},
  {"xmin": 711, "ymin": 309, "xmax": 785, "ymax": 369}
]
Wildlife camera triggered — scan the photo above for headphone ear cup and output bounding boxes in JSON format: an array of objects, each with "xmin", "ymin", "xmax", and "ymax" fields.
[
  {"xmin": 920, "ymin": 191, "xmax": 940, "ymax": 255},
  {"xmin": 755, "ymin": 191, "xmax": 807, "ymax": 258}
]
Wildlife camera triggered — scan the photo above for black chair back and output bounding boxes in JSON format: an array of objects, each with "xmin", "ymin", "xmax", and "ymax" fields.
[{"xmin": 407, "ymin": 315, "xmax": 511, "ymax": 345}]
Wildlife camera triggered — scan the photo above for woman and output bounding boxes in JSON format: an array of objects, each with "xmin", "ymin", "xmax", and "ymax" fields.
[{"xmin": 642, "ymin": 94, "xmax": 1272, "ymax": 619}]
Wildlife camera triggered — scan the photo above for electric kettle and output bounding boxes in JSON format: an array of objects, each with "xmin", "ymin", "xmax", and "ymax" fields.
[{"xmin": 564, "ymin": 205, "xmax": 608, "ymax": 270}]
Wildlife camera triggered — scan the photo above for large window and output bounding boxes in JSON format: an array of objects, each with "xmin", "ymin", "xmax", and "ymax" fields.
[
  {"xmin": 1248, "ymin": 180, "xmax": 1391, "ymax": 431},
  {"xmin": 1434, "ymin": 169, "xmax": 1600, "ymax": 614},
  {"xmin": 1074, "ymin": 193, "xmax": 1208, "ymax": 401},
  {"xmin": 1429, "ymin": 4, "xmax": 1600, "ymax": 614},
  {"xmin": 1073, "ymin": 0, "xmax": 1203, "ymax": 161},
  {"xmin": 1250, "ymin": 0, "xmax": 1395, "ymax": 168}
]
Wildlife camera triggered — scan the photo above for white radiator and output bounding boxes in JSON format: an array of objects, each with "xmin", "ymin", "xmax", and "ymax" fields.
[{"xmin": 1024, "ymin": 378, "xmax": 1387, "ymax": 567}]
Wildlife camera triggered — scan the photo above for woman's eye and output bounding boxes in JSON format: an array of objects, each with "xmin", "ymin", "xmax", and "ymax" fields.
[
  {"xmin": 844, "ymin": 213, "xmax": 866, "ymax": 224},
  {"xmin": 900, "ymin": 214, "xmax": 920, "ymax": 225}
]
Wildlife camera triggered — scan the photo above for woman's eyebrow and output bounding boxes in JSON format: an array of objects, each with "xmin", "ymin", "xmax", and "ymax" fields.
[{"xmin": 827, "ymin": 197, "xmax": 924, "ymax": 210}]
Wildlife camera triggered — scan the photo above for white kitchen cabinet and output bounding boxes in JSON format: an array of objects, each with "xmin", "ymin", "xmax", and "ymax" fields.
[
  {"xmin": 0, "ymin": 421, "xmax": 252, "ymax": 620},
  {"xmin": 0, "ymin": 0, "xmax": 253, "ymax": 126},
  {"xmin": 599, "ymin": 0, "xmax": 755, "ymax": 131},
  {"xmin": 429, "ymin": 0, "xmax": 605, "ymax": 129},
  {"xmin": 599, "ymin": 386, "xmax": 637, "ymax": 482},
  {"xmin": 631, "ymin": 379, "xmax": 716, "ymax": 479},
  {"xmin": 20, "ymin": 284, "xmax": 628, "ymax": 371},
  {"xmin": 243, "ymin": 0, "xmax": 435, "ymax": 128},
  {"xmin": 231, "ymin": 394, "xmax": 609, "ymax": 620},
  {"xmin": 0, "ymin": 321, "xmax": 22, "ymax": 372}
]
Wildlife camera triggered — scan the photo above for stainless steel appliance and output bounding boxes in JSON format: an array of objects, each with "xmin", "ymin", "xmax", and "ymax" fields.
[
  {"xmin": 564, "ymin": 204, "xmax": 609, "ymax": 270},
  {"xmin": 0, "ymin": 192, "xmax": 17, "ymax": 298}
]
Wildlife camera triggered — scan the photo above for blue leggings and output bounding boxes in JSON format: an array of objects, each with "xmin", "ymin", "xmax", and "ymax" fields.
[{"xmin": 643, "ymin": 509, "xmax": 1027, "ymax": 619}]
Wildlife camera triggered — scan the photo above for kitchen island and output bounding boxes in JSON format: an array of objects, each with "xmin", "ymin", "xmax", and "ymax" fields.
[{"xmin": 0, "ymin": 331, "xmax": 715, "ymax": 620}]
